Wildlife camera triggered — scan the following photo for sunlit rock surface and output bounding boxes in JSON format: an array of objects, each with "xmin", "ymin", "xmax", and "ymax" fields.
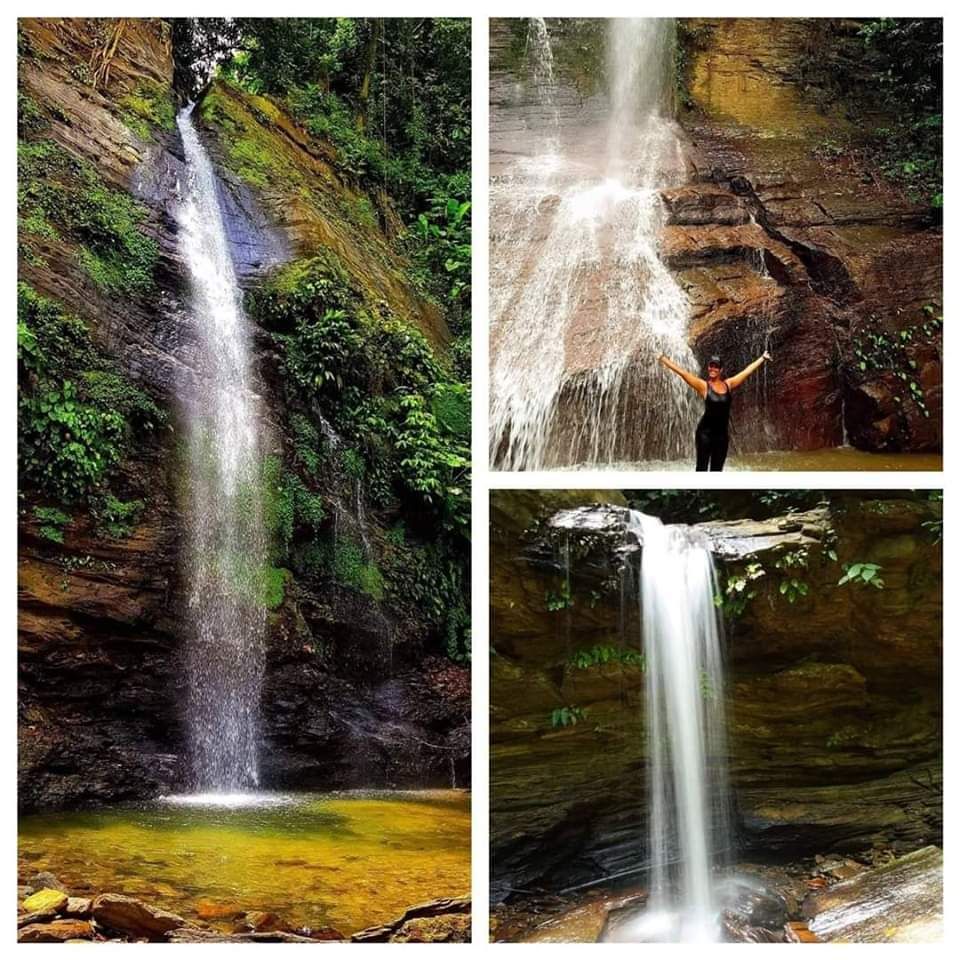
[{"xmin": 805, "ymin": 846, "xmax": 942, "ymax": 942}]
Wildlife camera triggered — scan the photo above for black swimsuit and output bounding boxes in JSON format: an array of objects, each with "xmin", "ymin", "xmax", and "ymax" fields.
[{"xmin": 695, "ymin": 381, "xmax": 731, "ymax": 471}]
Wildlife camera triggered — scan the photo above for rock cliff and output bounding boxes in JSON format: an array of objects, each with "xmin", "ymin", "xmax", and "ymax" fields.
[
  {"xmin": 489, "ymin": 18, "xmax": 941, "ymax": 455},
  {"xmin": 18, "ymin": 17, "xmax": 468, "ymax": 811},
  {"xmin": 490, "ymin": 491, "xmax": 941, "ymax": 893}
]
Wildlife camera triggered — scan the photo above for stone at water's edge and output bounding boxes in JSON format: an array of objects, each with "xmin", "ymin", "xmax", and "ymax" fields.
[
  {"xmin": 17, "ymin": 919, "xmax": 95, "ymax": 943},
  {"xmin": 92, "ymin": 893, "xmax": 190, "ymax": 940},
  {"xmin": 351, "ymin": 897, "xmax": 472, "ymax": 943},
  {"xmin": 21, "ymin": 887, "xmax": 68, "ymax": 916},
  {"xmin": 805, "ymin": 846, "xmax": 943, "ymax": 942}
]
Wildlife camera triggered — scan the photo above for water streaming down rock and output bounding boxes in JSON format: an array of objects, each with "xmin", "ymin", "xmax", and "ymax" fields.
[
  {"xmin": 175, "ymin": 104, "xmax": 267, "ymax": 792},
  {"xmin": 490, "ymin": 19, "xmax": 698, "ymax": 469},
  {"xmin": 626, "ymin": 511, "xmax": 731, "ymax": 942}
]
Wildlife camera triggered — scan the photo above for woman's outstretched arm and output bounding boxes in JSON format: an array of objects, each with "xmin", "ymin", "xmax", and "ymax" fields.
[
  {"xmin": 658, "ymin": 354, "xmax": 706, "ymax": 398},
  {"xmin": 726, "ymin": 351, "xmax": 772, "ymax": 390}
]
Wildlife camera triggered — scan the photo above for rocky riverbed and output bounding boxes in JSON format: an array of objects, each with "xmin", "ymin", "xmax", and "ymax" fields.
[
  {"xmin": 491, "ymin": 846, "xmax": 941, "ymax": 943},
  {"xmin": 18, "ymin": 879, "xmax": 471, "ymax": 944}
]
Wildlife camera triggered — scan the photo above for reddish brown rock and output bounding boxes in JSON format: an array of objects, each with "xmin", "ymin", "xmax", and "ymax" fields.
[
  {"xmin": 92, "ymin": 893, "xmax": 188, "ymax": 940},
  {"xmin": 18, "ymin": 919, "xmax": 95, "ymax": 942}
]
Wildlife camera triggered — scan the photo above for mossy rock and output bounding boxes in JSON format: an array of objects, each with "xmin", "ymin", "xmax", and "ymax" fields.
[{"xmin": 23, "ymin": 888, "xmax": 69, "ymax": 914}]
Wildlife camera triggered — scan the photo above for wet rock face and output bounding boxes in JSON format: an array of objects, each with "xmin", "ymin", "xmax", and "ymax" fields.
[
  {"xmin": 675, "ymin": 18, "xmax": 942, "ymax": 454},
  {"xmin": 805, "ymin": 846, "xmax": 942, "ymax": 942},
  {"xmin": 490, "ymin": 493, "xmax": 941, "ymax": 892},
  {"xmin": 489, "ymin": 18, "xmax": 941, "ymax": 456}
]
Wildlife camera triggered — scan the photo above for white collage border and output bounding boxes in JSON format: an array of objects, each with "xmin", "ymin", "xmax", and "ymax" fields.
[{"xmin": 3, "ymin": 2, "xmax": 954, "ymax": 954}]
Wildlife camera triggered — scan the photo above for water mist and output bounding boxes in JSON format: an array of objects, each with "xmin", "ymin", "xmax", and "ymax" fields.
[
  {"xmin": 175, "ymin": 105, "xmax": 267, "ymax": 793},
  {"xmin": 490, "ymin": 18, "xmax": 698, "ymax": 469}
]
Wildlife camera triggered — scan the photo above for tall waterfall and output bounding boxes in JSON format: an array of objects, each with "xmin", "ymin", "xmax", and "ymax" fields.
[
  {"xmin": 175, "ymin": 105, "xmax": 267, "ymax": 792},
  {"xmin": 490, "ymin": 18, "xmax": 698, "ymax": 469},
  {"xmin": 627, "ymin": 511, "xmax": 731, "ymax": 942}
]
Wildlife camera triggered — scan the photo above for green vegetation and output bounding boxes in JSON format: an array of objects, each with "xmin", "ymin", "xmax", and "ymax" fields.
[
  {"xmin": 92, "ymin": 494, "xmax": 145, "ymax": 539},
  {"xmin": 17, "ymin": 139, "xmax": 157, "ymax": 293},
  {"xmin": 715, "ymin": 561, "xmax": 766, "ymax": 619},
  {"xmin": 851, "ymin": 306, "xmax": 941, "ymax": 418},
  {"xmin": 674, "ymin": 21, "xmax": 713, "ymax": 110},
  {"xmin": 545, "ymin": 581, "xmax": 574, "ymax": 611},
  {"xmin": 838, "ymin": 562, "xmax": 885, "ymax": 589},
  {"xmin": 119, "ymin": 79, "xmax": 176, "ymax": 141},
  {"xmin": 803, "ymin": 18, "xmax": 942, "ymax": 209},
  {"xmin": 569, "ymin": 645, "xmax": 644, "ymax": 670},
  {"xmin": 18, "ymin": 283, "xmax": 163, "ymax": 505},
  {"xmin": 213, "ymin": 19, "xmax": 470, "ymax": 216},
  {"xmin": 247, "ymin": 252, "xmax": 469, "ymax": 538},
  {"xmin": 775, "ymin": 547, "xmax": 810, "ymax": 605},
  {"xmin": 33, "ymin": 506, "xmax": 70, "ymax": 544},
  {"xmin": 550, "ymin": 705, "xmax": 585, "ymax": 729},
  {"xmin": 329, "ymin": 540, "xmax": 385, "ymax": 601}
]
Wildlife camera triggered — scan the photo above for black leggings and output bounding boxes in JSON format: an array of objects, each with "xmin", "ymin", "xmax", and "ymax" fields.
[{"xmin": 695, "ymin": 423, "xmax": 729, "ymax": 472}]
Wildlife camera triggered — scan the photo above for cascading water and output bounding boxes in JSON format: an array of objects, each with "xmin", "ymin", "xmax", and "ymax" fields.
[
  {"xmin": 625, "ymin": 511, "xmax": 731, "ymax": 942},
  {"xmin": 490, "ymin": 18, "xmax": 698, "ymax": 469},
  {"xmin": 175, "ymin": 104, "xmax": 267, "ymax": 793}
]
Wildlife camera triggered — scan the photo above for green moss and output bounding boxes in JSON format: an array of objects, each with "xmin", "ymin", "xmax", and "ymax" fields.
[
  {"xmin": 17, "ymin": 139, "xmax": 158, "ymax": 296},
  {"xmin": 17, "ymin": 93, "xmax": 47, "ymax": 134},
  {"xmin": 321, "ymin": 539, "xmax": 385, "ymax": 601},
  {"xmin": 119, "ymin": 80, "xmax": 176, "ymax": 141},
  {"xmin": 199, "ymin": 84, "xmax": 300, "ymax": 191}
]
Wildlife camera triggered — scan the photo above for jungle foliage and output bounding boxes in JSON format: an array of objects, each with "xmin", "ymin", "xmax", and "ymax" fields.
[
  {"xmin": 17, "ymin": 282, "xmax": 164, "ymax": 511},
  {"xmin": 247, "ymin": 249, "xmax": 470, "ymax": 663},
  {"xmin": 804, "ymin": 18, "xmax": 942, "ymax": 208},
  {"xmin": 173, "ymin": 18, "xmax": 472, "ymax": 661}
]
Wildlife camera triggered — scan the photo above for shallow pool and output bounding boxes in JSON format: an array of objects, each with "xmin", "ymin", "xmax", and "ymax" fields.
[
  {"xmin": 19, "ymin": 790, "xmax": 471, "ymax": 936},
  {"xmin": 563, "ymin": 449, "xmax": 942, "ymax": 472}
]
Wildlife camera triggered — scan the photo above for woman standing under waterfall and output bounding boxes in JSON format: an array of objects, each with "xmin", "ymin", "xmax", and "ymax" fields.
[{"xmin": 658, "ymin": 352, "xmax": 771, "ymax": 472}]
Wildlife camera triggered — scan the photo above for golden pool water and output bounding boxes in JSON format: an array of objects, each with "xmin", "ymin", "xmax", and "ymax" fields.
[{"xmin": 18, "ymin": 790, "xmax": 470, "ymax": 936}]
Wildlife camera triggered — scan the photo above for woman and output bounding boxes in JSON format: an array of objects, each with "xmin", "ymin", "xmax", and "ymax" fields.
[{"xmin": 658, "ymin": 351, "xmax": 771, "ymax": 472}]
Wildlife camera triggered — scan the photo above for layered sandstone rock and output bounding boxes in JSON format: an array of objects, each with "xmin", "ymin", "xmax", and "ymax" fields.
[{"xmin": 490, "ymin": 492, "xmax": 941, "ymax": 892}]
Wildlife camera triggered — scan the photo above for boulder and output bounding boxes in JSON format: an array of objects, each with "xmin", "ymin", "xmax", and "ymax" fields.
[
  {"xmin": 22, "ymin": 888, "xmax": 68, "ymax": 915},
  {"xmin": 64, "ymin": 896, "xmax": 94, "ymax": 917},
  {"xmin": 18, "ymin": 919, "xmax": 94, "ymax": 942},
  {"xmin": 805, "ymin": 845, "xmax": 942, "ymax": 942},
  {"xmin": 92, "ymin": 893, "xmax": 188, "ymax": 940}
]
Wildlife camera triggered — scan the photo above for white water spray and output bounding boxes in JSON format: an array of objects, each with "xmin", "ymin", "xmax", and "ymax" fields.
[
  {"xmin": 626, "ymin": 511, "xmax": 731, "ymax": 942},
  {"xmin": 490, "ymin": 18, "xmax": 698, "ymax": 469},
  {"xmin": 175, "ymin": 104, "xmax": 267, "ymax": 792}
]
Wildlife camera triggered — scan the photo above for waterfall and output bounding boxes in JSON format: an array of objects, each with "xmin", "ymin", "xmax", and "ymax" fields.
[
  {"xmin": 527, "ymin": 18, "xmax": 556, "ymax": 95},
  {"xmin": 490, "ymin": 18, "xmax": 698, "ymax": 469},
  {"xmin": 627, "ymin": 511, "xmax": 731, "ymax": 942},
  {"xmin": 175, "ymin": 104, "xmax": 267, "ymax": 793}
]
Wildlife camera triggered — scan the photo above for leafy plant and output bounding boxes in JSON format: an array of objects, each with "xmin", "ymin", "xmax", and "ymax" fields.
[
  {"xmin": 92, "ymin": 494, "xmax": 144, "ymax": 539},
  {"xmin": 569, "ymin": 645, "xmax": 644, "ymax": 670},
  {"xmin": 545, "ymin": 581, "xmax": 573, "ymax": 611},
  {"xmin": 33, "ymin": 506, "xmax": 70, "ymax": 543},
  {"xmin": 838, "ymin": 562, "xmax": 885, "ymax": 589},
  {"xmin": 775, "ymin": 548, "xmax": 810, "ymax": 604},
  {"xmin": 715, "ymin": 562, "xmax": 766, "ymax": 618},
  {"xmin": 550, "ymin": 705, "xmax": 585, "ymax": 729}
]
